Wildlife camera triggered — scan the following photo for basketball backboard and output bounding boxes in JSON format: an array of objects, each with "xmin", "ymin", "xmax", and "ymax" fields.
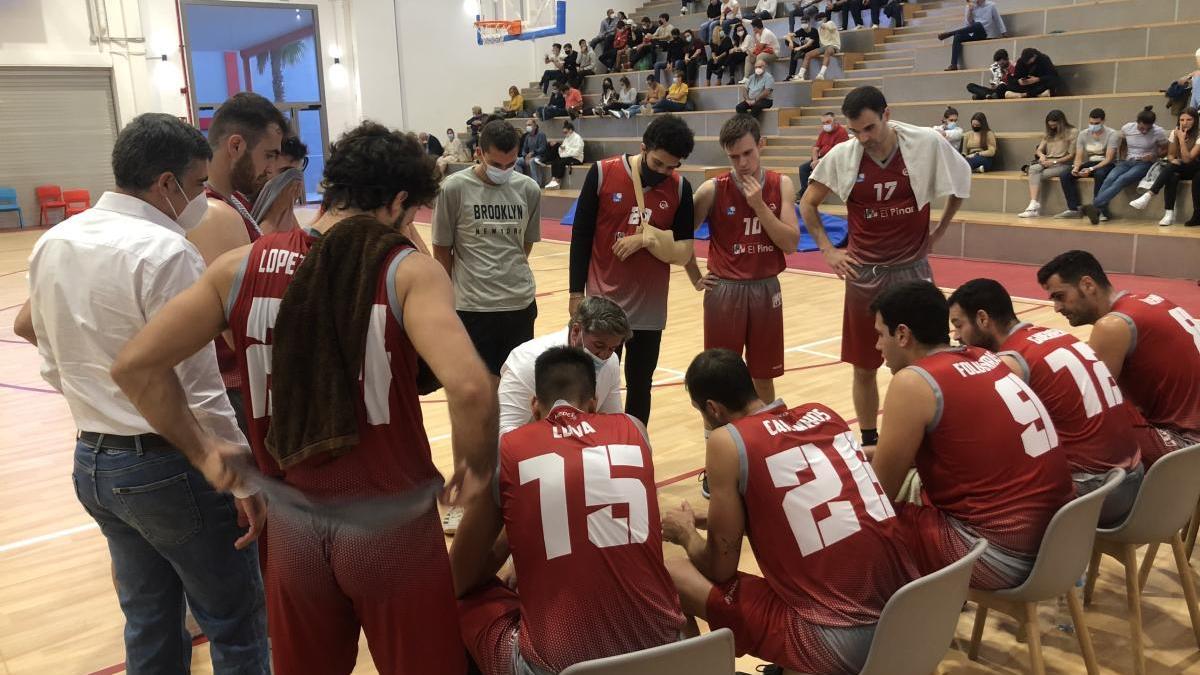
[{"xmin": 474, "ymin": 0, "xmax": 565, "ymax": 45}]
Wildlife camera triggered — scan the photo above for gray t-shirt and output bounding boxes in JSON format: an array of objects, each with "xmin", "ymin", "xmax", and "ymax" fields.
[
  {"xmin": 432, "ymin": 167, "xmax": 542, "ymax": 312},
  {"xmin": 1121, "ymin": 122, "xmax": 1168, "ymax": 162},
  {"xmin": 1076, "ymin": 126, "xmax": 1121, "ymax": 163}
]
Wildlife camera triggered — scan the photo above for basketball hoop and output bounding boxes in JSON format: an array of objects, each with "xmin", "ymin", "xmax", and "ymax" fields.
[{"xmin": 475, "ymin": 19, "xmax": 522, "ymax": 45}]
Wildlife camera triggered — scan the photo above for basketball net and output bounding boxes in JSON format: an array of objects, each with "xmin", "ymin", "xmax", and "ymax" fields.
[{"xmin": 476, "ymin": 19, "xmax": 522, "ymax": 45}]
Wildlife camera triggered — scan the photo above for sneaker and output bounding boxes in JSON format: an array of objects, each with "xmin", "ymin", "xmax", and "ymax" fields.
[
  {"xmin": 699, "ymin": 471, "xmax": 711, "ymax": 500},
  {"xmin": 756, "ymin": 665, "xmax": 784, "ymax": 675},
  {"xmin": 815, "ymin": 69, "xmax": 827, "ymax": 80},
  {"xmin": 441, "ymin": 506, "xmax": 464, "ymax": 535},
  {"xmin": 681, "ymin": 6, "xmax": 689, "ymax": 13},
  {"xmin": 1054, "ymin": 209, "xmax": 1083, "ymax": 219},
  {"xmin": 1160, "ymin": 210, "xmax": 1175, "ymax": 226},
  {"xmin": 544, "ymin": 179, "xmax": 560, "ymax": 189},
  {"xmin": 937, "ymin": 31, "xmax": 953, "ymax": 40},
  {"xmin": 609, "ymin": 110, "xmax": 621, "ymax": 118},
  {"xmin": 1018, "ymin": 205, "xmax": 1040, "ymax": 218},
  {"xmin": 1081, "ymin": 205, "xmax": 1101, "ymax": 225},
  {"xmin": 974, "ymin": 165, "xmax": 985, "ymax": 173},
  {"xmin": 738, "ymin": 77, "xmax": 749, "ymax": 84},
  {"xmin": 1129, "ymin": 192, "xmax": 1153, "ymax": 210},
  {"xmin": 1099, "ymin": 212, "xmax": 1110, "ymax": 222},
  {"xmin": 1186, "ymin": 218, "xmax": 1200, "ymax": 227}
]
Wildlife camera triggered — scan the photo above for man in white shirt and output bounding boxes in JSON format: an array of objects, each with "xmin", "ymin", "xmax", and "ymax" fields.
[
  {"xmin": 543, "ymin": 121, "xmax": 586, "ymax": 190},
  {"xmin": 498, "ymin": 296, "xmax": 630, "ymax": 435},
  {"xmin": 15, "ymin": 113, "xmax": 269, "ymax": 673},
  {"xmin": 741, "ymin": 17, "xmax": 779, "ymax": 81}
]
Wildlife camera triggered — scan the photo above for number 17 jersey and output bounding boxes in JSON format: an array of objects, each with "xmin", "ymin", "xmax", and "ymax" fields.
[
  {"xmin": 846, "ymin": 150, "xmax": 930, "ymax": 265},
  {"xmin": 497, "ymin": 404, "xmax": 684, "ymax": 672}
]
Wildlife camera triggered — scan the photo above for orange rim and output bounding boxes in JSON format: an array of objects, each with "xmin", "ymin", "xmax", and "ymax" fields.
[{"xmin": 474, "ymin": 19, "xmax": 523, "ymax": 36}]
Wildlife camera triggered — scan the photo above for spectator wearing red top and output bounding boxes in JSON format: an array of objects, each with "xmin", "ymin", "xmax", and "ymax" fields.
[
  {"xmin": 564, "ymin": 83, "xmax": 585, "ymax": 119},
  {"xmin": 795, "ymin": 112, "xmax": 850, "ymax": 200}
]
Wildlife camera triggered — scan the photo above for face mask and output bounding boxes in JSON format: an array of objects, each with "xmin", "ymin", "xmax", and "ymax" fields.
[
  {"xmin": 640, "ymin": 155, "xmax": 670, "ymax": 187},
  {"xmin": 944, "ymin": 121, "xmax": 958, "ymax": 130},
  {"xmin": 971, "ymin": 125, "xmax": 982, "ymax": 132},
  {"xmin": 167, "ymin": 179, "xmax": 208, "ymax": 231},
  {"xmin": 822, "ymin": 123, "xmax": 833, "ymax": 132},
  {"xmin": 448, "ymin": 132, "xmax": 455, "ymax": 140},
  {"xmin": 673, "ymin": 77, "xmax": 682, "ymax": 84},
  {"xmin": 485, "ymin": 163, "xmax": 515, "ymax": 184},
  {"xmin": 800, "ymin": 23, "xmax": 810, "ymax": 30},
  {"xmin": 525, "ymin": 125, "xmax": 533, "ymax": 133},
  {"xmin": 755, "ymin": 67, "xmax": 765, "ymax": 75},
  {"xmin": 586, "ymin": 347, "xmax": 607, "ymax": 369},
  {"xmin": 1089, "ymin": 123, "xmax": 1103, "ymax": 133},
  {"xmin": 1048, "ymin": 125, "xmax": 1058, "ymax": 133}
]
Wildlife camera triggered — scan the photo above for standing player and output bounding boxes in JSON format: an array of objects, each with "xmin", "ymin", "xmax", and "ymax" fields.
[
  {"xmin": 948, "ymin": 278, "xmax": 1143, "ymax": 524},
  {"xmin": 451, "ymin": 347, "xmax": 684, "ymax": 674},
  {"xmin": 687, "ymin": 114, "xmax": 800, "ymax": 405},
  {"xmin": 1038, "ymin": 250, "xmax": 1200, "ymax": 465},
  {"xmin": 569, "ymin": 114, "xmax": 697, "ymax": 424},
  {"xmin": 800, "ymin": 86, "xmax": 971, "ymax": 450},
  {"xmin": 111, "ymin": 122, "xmax": 497, "ymax": 674},
  {"xmin": 434, "ymin": 120, "xmax": 543, "ymax": 382},
  {"xmin": 869, "ymin": 281, "xmax": 1074, "ymax": 589},
  {"xmin": 661, "ymin": 349, "xmax": 919, "ymax": 674}
]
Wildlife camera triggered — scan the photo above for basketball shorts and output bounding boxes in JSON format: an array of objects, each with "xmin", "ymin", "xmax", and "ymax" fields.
[
  {"xmin": 459, "ymin": 301, "xmax": 538, "ymax": 376},
  {"xmin": 841, "ymin": 258, "xmax": 933, "ymax": 369},
  {"xmin": 263, "ymin": 505, "xmax": 466, "ymax": 675},
  {"xmin": 458, "ymin": 581, "xmax": 552, "ymax": 675},
  {"xmin": 703, "ymin": 277, "xmax": 784, "ymax": 380},
  {"xmin": 1135, "ymin": 423, "xmax": 1200, "ymax": 468},
  {"xmin": 893, "ymin": 503, "xmax": 1035, "ymax": 591},
  {"xmin": 705, "ymin": 572, "xmax": 874, "ymax": 675}
]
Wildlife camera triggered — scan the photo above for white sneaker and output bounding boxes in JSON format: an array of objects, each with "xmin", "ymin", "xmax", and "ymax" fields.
[
  {"xmin": 681, "ymin": 6, "xmax": 689, "ymax": 13},
  {"xmin": 974, "ymin": 165, "xmax": 985, "ymax": 173},
  {"xmin": 853, "ymin": 24, "xmax": 863, "ymax": 30},
  {"xmin": 798, "ymin": 68, "xmax": 807, "ymax": 80},
  {"xmin": 1054, "ymin": 209, "xmax": 1082, "ymax": 219},
  {"xmin": 609, "ymin": 110, "xmax": 621, "ymax": 118},
  {"xmin": 533, "ymin": 158, "xmax": 548, "ymax": 167},
  {"xmin": 1129, "ymin": 192, "xmax": 1152, "ymax": 210},
  {"xmin": 1160, "ymin": 210, "xmax": 1175, "ymax": 226},
  {"xmin": 544, "ymin": 179, "xmax": 560, "ymax": 189},
  {"xmin": 1018, "ymin": 201, "xmax": 1040, "ymax": 218},
  {"xmin": 738, "ymin": 77, "xmax": 749, "ymax": 84},
  {"xmin": 1099, "ymin": 213, "xmax": 1110, "ymax": 222},
  {"xmin": 441, "ymin": 506, "xmax": 464, "ymax": 535}
]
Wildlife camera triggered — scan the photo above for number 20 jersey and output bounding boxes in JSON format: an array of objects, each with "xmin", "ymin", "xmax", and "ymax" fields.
[
  {"xmin": 496, "ymin": 404, "xmax": 684, "ymax": 672},
  {"xmin": 725, "ymin": 401, "xmax": 919, "ymax": 628}
]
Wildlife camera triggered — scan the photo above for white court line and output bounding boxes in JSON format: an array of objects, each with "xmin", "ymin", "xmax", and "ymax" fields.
[
  {"xmin": 0, "ymin": 522, "xmax": 98, "ymax": 554},
  {"xmin": 651, "ymin": 365, "xmax": 685, "ymax": 386},
  {"xmin": 785, "ymin": 335, "xmax": 842, "ymax": 361}
]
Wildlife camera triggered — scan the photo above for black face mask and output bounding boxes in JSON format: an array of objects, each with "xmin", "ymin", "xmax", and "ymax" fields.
[
  {"xmin": 639, "ymin": 154, "xmax": 670, "ymax": 187},
  {"xmin": 971, "ymin": 125, "xmax": 982, "ymax": 131}
]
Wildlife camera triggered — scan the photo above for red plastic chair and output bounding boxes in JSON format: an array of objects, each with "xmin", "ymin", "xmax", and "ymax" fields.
[
  {"xmin": 63, "ymin": 189, "xmax": 91, "ymax": 218},
  {"xmin": 35, "ymin": 185, "xmax": 67, "ymax": 226}
]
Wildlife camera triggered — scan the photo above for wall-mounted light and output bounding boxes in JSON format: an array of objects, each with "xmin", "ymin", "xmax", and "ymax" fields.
[
  {"xmin": 328, "ymin": 43, "xmax": 343, "ymax": 60},
  {"xmin": 328, "ymin": 57, "xmax": 348, "ymax": 89}
]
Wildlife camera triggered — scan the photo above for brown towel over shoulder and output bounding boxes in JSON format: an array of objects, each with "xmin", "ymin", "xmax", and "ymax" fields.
[{"xmin": 265, "ymin": 214, "xmax": 415, "ymax": 469}]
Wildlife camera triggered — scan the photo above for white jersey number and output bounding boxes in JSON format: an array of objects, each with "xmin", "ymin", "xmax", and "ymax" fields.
[
  {"xmin": 1043, "ymin": 341, "xmax": 1122, "ymax": 418},
  {"xmin": 1169, "ymin": 306, "xmax": 1200, "ymax": 355},
  {"xmin": 518, "ymin": 443, "xmax": 649, "ymax": 561},
  {"xmin": 873, "ymin": 181, "xmax": 898, "ymax": 202},
  {"xmin": 995, "ymin": 373, "xmax": 1059, "ymax": 457},
  {"xmin": 743, "ymin": 216, "xmax": 762, "ymax": 235},
  {"xmin": 765, "ymin": 431, "xmax": 894, "ymax": 556}
]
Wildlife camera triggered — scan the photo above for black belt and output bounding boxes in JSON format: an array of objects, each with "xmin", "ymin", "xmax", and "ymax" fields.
[{"xmin": 78, "ymin": 431, "xmax": 174, "ymax": 452}]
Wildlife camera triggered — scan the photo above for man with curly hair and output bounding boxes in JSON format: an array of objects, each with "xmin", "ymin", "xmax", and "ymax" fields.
[{"xmin": 110, "ymin": 121, "xmax": 497, "ymax": 674}]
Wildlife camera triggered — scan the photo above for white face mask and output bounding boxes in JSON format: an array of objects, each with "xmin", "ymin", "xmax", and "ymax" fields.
[
  {"xmin": 754, "ymin": 67, "xmax": 765, "ymax": 75},
  {"xmin": 800, "ymin": 23, "xmax": 810, "ymax": 30},
  {"xmin": 1089, "ymin": 123, "xmax": 1103, "ymax": 133},
  {"xmin": 485, "ymin": 163, "xmax": 515, "ymax": 184},
  {"xmin": 167, "ymin": 179, "xmax": 208, "ymax": 231},
  {"xmin": 822, "ymin": 123, "xmax": 833, "ymax": 132},
  {"xmin": 585, "ymin": 347, "xmax": 607, "ymax": 369},
  {"xmin": 944, "ymin": 121, "xmax": 958, "ymax": 130},
  {"xmin": 525, "ymin": 125, "xmax": 534, "ymax": 133}
]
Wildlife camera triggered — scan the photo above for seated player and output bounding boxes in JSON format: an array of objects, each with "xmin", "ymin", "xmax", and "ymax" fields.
[
  {"xmin": 948, "ymin": 278, "xmax": 1143, "ymax": 525},
  {"xmin": 1038, "ymin": 250, "xmax": 1200, "ymax": 465},
  {"xmin": 870, "ymin": 281, "xmax": 1074, "ymax": 590},
  {"xmin": 686, "ymin": 114, "xmax": 800, "ymax": 405},
  {"xmin": 451, "ymin": 347, "xmax": 685, "ymax": 675},
  {"xmin": 661, "ymin": 349, "xmax": 920, "ymax": 674}
]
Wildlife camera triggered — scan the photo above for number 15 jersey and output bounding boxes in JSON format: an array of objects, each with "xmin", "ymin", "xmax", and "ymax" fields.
[
  {"xmin": 497, "ymin": 404, "xmax": 684, "ymax": 673},
  {"xmin": 726, "ymin": 401, "xmax": 919, "ymax": 628}
]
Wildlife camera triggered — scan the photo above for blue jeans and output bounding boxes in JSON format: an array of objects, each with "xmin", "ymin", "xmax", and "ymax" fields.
[
  {"xmin": 516, "ymin": 156, "xmax": 542, "ymax": 186},
  {"xmin": 654, "ymin": 59, "xmax": 684, "ymax": 83},
  {"xmin": 798, "ymin": 160, "xmax": 816, "ymax": 196},
  {"xmin": 654, "ymin": 98, "xmax": 688, "ymax": 113},
  {"xmin": 1093, "ymin": 159, "xmax": 1153, "ymax": 209},
  {"xmin": 73, "ymin": 438, "xmax": 269, "ymax": 674},
  {"xmin": 1059, "ymin": 161, "xmax": 1114, "ymax": 211},
  {"xmin": 965, "ymin": 154, "xmax": 994, "ymax": 172}
]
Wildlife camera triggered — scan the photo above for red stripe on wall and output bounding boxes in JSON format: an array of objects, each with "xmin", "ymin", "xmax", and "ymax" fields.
[{"xmin": 224, "ymin": 52, "xmax": 240, "ymax": 97}]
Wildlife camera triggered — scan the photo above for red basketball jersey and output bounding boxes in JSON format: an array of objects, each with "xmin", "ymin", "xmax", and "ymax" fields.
[
  {"xmin": 705, "ymin": 170, "xmax": 787, "ymax": 280},
  {"xmin": 587, "ymin": 155, "xmax": 684, "ymax": 330},
  {"xmin": 497, "ymin": 404, "xmax": 684, "ymax": 672},
  {"xmin": 206, "ymin": 186, "xmax": 261, "ymax": 389},
  {"xmin": 727, "ymin": 401, "xmax": 919, "ymax": 627},
  {"xmin": 226, "ymin": 229, "xmax": 441, "ymax": 497},
  {"xmin": 999, "ymin": 323, "xmax": 1141, "ymax": 475},
  {"xmin": 1110, "ymin": 292, "xmax": 1200, "ymax": 435},
  {"xmin": 910, "ymin": 347, "xmax": 1073, "ymax": 555},
  {"xmin": 845, "ymin": 150, "xmax": 931, "ymax": 265}
]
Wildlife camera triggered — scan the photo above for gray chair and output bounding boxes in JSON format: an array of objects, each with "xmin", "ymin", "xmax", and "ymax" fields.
[
  {"xmin": 559, "ymin": 627, "xmax": 735, "ymax": 674},
  {"xmin": 1085, "ymin": 444, "xmax": 1200, "ymax": 675},
  {"xmin": 858, "ymin": 539, "xmax": 988, "ymax": 675},
  {"xmin": 969, "ymin": 469, "xmax": 1126, "ymax": 675}
]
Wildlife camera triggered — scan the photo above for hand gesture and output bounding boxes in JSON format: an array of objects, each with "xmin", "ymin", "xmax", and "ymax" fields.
[
  {"xmin": 612, "ymin": 231, "xmax": 646, "ymax": 260},
  {"xmin": 734, "ymin": 171, "xmax": 766, "ymax": 211},
  {"xmin": 442, "ymin": 460, "xmax": 489, "ymax": 508},
  {"xmin": 661, "ymin": 500, "xmax": 698, "ymax": 545},
  {"xmin": 695, "ymin": 272, "xmax": 719, "ymax": 291},
  {"xmin": 821, "ymin": 247, "xmax": 860, "ymax": 280},
  {"xmin": 197, "ymin": 435, "xmax": 254, "ymax": 494},
  {"xmin": 233, "ymin": 494, "xmax": 266, "ymax": 550}
]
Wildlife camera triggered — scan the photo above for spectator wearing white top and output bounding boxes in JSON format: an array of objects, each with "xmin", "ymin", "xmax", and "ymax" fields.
[
  {"xmin": 1082, "ymin": 106, "xmax": 1170, "ymax": 225},
  {"xmin": 749, "ymin": 0, "xmax": 777, "ymax": 19},
  {"xmin": 741, "ymin": 18, "xmax": 779, "ymax": 81},
  {"xmin": 801, "ymin": 15, "xmax": 841, "ymax": 81},
  {"xmin": 576, "ymin": 39, "xmax": 597, "ymax": 80},
  {"xmin": 720, "ymin": 0, "xmax": 743, "ymax": 35},
  {"xmin": 15, "ymin": 113, "xmax": 268, "ymax": 672},
  {"xmin": 1129, "ymin": 107, "xmax": 1200, "ymax": 226},
  {"xmin": 934, "ymin": 106, "xmax": 964, "ymax": 148},
  {"xmin": 938, "ymin": 0, "xmax": 1007, "ymax": 71},
  {"xmin": 497, "ymin": 297, "xmax": 631, "ymax": 435},
  {"xmin": 542, "ymin": 121, "xmax": 585, "ymax": 189}
]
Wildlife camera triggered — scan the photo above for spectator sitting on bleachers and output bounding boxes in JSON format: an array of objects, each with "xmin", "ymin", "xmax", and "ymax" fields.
[
  {"xmin": 608, "ymin": 76, "xmax": 640, "ymax": 117},
  {"xmin": 741, "ymin": 18, "xmax": 779, "ymax": 82},
  {"xmin": 655, "ymin": 73, "xmax": 690, "ymax": 113},
  {"xmin": 706, "ymin": 26, "xmax": 734, "ymax": 85},
  {"xmin": 1020, "ymin": 110, "xmax": 1078, "ymax": 219},
  {"xmin": 437, "ymin": 128, "xmax": 473, "ymax": 173},
  {"xmin": 724, "ymin": 23, "xmax": 752, "ymax": 84},
  {"xmin": 564, "ymin": 81, "xmax": 584, "ymax": 119},
  {"xmin": 700, "ymin": 0, "xmax": 723, "ymax": 43},
  {"xmin": 537, "ymin": 81, "xmax": 568, "ymax": 121},
  {"xmin": 652, "ymin": 13, "xmax": 676, "ymax": 48},
  {"xmin": 682, "ymin": 29, "xmax": 707, "ymax": 86},
  {"xmin": 466, "ymin": 107, "xmax": 488, "ymax": 153},
  {"xmin": 720, "ymin": 0, "xmax": 743, "ymax": 35},
  {"xmin": 1004, "ymin": 48, "xmax": 1059, "ymax": 99},
  {"xmin": 938, "ymin": 0, "xmax": 1006, "ymax": 71},
  {"xmin": 934, "ymin": 106, "xmax": 964, "ymax": 148},
  {"xmin": 1177, "ymin": 48, "xmax": 1200, "ymax": 110},
  {"xmin": 829, "ymin": 0, "xmax": 865, "ymax": 30},
  {"xmin": 593, "ymin": 78, "xmax": 619, "ymax": 117},
  {"xmin": 629, "ymin": 24, "xmax": 657, "ymax": 72},
  {"xmin": 798, "ymin": 14, "xmax": 841, "ymax": 81},
  {"xmin": 590, "ymin": 9, "xmax": 620, "ymax": 51},
  {"xmin": 561, "ymin": 42, "xmax": 579, "ymax": 84},
  {"xmin": 736, "ymin": 58, "xmax": 775, "ymax": 116},
  {"xmin": 796, "ymin": 111, "xmax": 849, "ymax": 199},
  {"xmin": 1129, "ymin": 107, "xmax": 1200, "ymax": 226},
  {"xmin": 788, "ymin": 0, "xmax": 821, "ymax": 32},
  {"xmin": 784, "ymin": 17, "xmax": 820, "ymax": 81},
  {"xmin": 517, "ymin": 119, "xmax": 548, "ymax": 185},
  {"xmin": 1056, "ymin": 108, "xmax": 1120, "ymax": 219},
  {"xmin": 603, "ymin": 19, "xmax": 632, "ymax": 71},
  {"xmin": 654, "ymin": 29, "xmax": 687, "ymax": 84},
  {"xmin": 576, "ymin": 39, "xmax": 596, "ymax": 80},
  {"xmin": 539, "ymin": 43, "xmax": 565, "ymax": 94},
  {"xmin": 962, "ymin": 112, "xmax": 997, "ymax": 173},
  {"xmin": 879, "ymin": 0, "xmax": 906, "ymax": 28},
  {"xmin": 540, "ymin": 121, "xmax": 585, "ymax": 190},
  {"xmin": 748, "ymin": 0, "xmax": 777, "ymax": 20},
  {"xmin": 965, "ymin": 49, "xmax": 1012, "ymax": 100},
  {"xmin": 637, "ymin": 74, "xmax": 666, "ymax": 116},
  {"xmin": 1081, "ymin": 106, "xmax": 1169, "ymax": 225},
  {"xmin": 496, "ymin": 86, "xmax": 524, "ymax": 118},
  {"xmin": 418, "ymin": 131, "xmax": 443, "ymax": 157}
]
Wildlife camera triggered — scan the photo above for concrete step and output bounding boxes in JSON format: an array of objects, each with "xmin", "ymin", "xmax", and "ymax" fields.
[{"xmin": 845, "ymin": 65, "xmax": 915, "ymax": 79}]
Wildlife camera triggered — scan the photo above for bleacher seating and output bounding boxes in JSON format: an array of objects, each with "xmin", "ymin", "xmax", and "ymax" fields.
[{"xmin": 452, "ymin": 0, "xmax": 1200, "ymax": 278}]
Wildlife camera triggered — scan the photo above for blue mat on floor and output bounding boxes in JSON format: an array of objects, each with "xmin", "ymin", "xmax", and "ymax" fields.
[{"xmin": 560, "ymin": 201, "xmax": 848, "ymax": 252}]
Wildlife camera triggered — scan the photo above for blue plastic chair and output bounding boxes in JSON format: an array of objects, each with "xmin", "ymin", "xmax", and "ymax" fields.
[{"xmin": 0, "ymin": 187, "xmax": 23, "ymax": 229}]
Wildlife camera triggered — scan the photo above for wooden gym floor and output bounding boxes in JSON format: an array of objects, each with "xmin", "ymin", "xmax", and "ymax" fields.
[{"xmin": 3, "ymin": 220, "xmax": 1200, "ymax": 674}]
